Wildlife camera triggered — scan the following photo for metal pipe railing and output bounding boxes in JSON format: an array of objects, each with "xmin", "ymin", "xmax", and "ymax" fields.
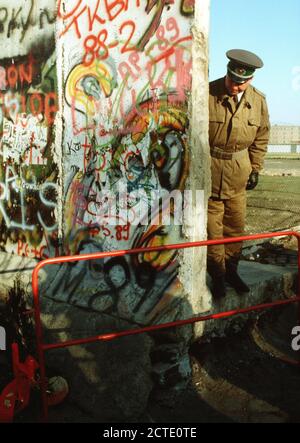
[{"xmin": 31, "ymin": 230, "xmax": 300, "ymax": 421}]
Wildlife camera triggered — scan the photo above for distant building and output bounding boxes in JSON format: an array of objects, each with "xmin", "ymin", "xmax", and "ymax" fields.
[{"xmin": 269, "ymin": 125, "xmax": 300, "ymax": 145}]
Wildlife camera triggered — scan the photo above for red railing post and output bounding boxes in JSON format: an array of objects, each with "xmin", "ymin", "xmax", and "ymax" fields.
[{"xmin": 32, "ymin": 262, "xmax": 49, "ymax": 422}]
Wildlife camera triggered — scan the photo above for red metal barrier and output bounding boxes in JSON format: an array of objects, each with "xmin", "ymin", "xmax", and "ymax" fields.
[
  {"xmin": 0, "ymin": 343, "xmax": 39, "ymax": 423},
  {"xmin": 31, "ymin": 230, "xmax": 300, "ymax": 421}
]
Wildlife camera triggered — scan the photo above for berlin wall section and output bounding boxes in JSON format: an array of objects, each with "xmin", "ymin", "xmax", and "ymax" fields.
[{"xmin": 0, "ymin": 0, "xmax": 210, "ymax": 420}]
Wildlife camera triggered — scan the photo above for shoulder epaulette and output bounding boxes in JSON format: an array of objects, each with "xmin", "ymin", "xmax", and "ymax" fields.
[{"xmin": 252, "ymin": 86, "xmax": 266, "ymax": 99}]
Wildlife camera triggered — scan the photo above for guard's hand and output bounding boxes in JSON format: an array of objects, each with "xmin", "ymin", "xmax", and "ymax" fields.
[{"xmin": 246, "ymin": 171, "xmax": 259, "ymax": 190}]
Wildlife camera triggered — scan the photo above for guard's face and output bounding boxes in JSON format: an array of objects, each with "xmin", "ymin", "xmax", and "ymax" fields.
[{"xmin": 225, "ymin": 75, "xmax": 253, "ymax": 96}]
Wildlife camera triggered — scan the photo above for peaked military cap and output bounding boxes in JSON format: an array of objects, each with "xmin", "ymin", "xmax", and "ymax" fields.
[{"xmin": 226, "ymin": 49, "xmax": 264, "ymax": 84}]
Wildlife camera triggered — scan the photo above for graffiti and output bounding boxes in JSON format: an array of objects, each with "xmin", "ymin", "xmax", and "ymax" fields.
[
  {"xmin": 58, "ymin": 0, "xmax": 137, "ymax": 38},
  {"xmin": 0, "ymin": 0, "xmax": 56, "ymax": 42},
  {"xmin": 1, "ymin": 116, "xmax": 48, "ymax": 165},
  {"xmin": 58, "ymin": 0, "xmax": 178, "ymax": 56},
  {"xmin": 60, "ymin": 0, "xmax": 192, "ymax": 294},
  {"xmin": 0, "ymin": 56, "xmax": 33, "ymax": 90},
  {"xmin": 0, "ymin": 4, "xmax": 59, "ymax": 258},
  {"xmin": 0, "ymin": 165, "xmax": 58, "ymax": 232},
  {"xmin": 0, "ymin": 1, "xmax": 201, "ymax": 398},
  {"xmin": 16, "ymin": 231, "xmax": 59, "ymax": 259},
  {"xmin": 137, "ymin": 0, "xmax": 175, "ymax": 50},
  {"xmin": 0, "ymin": 91, "xmax": 58, "ymax": 129},
  {"xmin": 0, "ymin": 0, "xmax": 196, "ymax": 331},
  {"xmin": 65, "ymin": 20, "xmax": 192, "ymax": 137},
  {"xmin": 0, "ymin": 54, "xmax": 58, "ymax": 132},
  {"xmin": 113, "ymin": 98, "xmax": 189, "ymax": 191},
  {"xmin": 64, "ymin": 58, "xmax": 117, "ymax": 121},
  {"xmin": 45, "ymin": 217, "xmax": 181, "ymax": 321},
  {"xmin": 73, "ymin": 10, "xmax": 186, "ymax": 69},
  {"xmin": 62, "ymin": 95, "xmax": 189, "ymax": 250}
]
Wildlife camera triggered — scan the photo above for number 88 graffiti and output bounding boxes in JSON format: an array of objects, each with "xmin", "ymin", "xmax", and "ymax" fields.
[
  {"xmin": 83, "ymin": 30, "xmax": 109, "ymax": 67},
  {"xmin": 82, "ymin": 16, "xmax": 181, "ymax": 67}
]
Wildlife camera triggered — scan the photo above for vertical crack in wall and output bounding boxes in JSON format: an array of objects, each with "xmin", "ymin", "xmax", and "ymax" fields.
[{"xmin": 54, "ymin": 1, "xmax": 65, "ymax": 247}]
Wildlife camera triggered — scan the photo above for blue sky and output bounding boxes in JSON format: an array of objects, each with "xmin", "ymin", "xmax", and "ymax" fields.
[{"xmin": 209, "ymin": 0, "xmax": 300, "ymax": 125}]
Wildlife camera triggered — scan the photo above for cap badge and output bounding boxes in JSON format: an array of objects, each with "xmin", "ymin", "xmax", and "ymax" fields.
[{"xmin": 236, "ymin": 67, "xmax": 247, "ymax": 75}]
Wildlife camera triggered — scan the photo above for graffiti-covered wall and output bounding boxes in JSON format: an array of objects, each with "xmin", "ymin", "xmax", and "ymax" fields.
[
  {"xmin": 0, "ymin": 0, "xmax": 210, "ymax": 327},
  {"xmin": 0, "ymin": 0, "xmax": 58, "ymax": 259},
  {"xmin": 0, "ymin": 0, "xmax": 210, "ymax": 419}
]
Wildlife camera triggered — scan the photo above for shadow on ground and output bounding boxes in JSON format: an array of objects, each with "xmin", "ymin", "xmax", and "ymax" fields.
[
  {"xmin": 148, "ymin": 303, "xmax": 300, "ymax": 423},
  {"xmin": 2, "ymin": 305, "xmax": 299, "ymax": 423}
]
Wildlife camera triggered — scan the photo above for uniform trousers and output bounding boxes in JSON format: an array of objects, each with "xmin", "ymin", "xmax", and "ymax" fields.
[{"xmin": 207, "ymin": 192, "xmax": 247, "ymax": 277}]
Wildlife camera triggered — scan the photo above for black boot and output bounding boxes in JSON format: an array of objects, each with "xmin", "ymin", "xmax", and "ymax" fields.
[
  {"xmin": 211, "ymin": 275, "xmax": 226, "ymax": 299},
  {"xmin": 225, "ymin": 268, "xmax": 250, "ymax": 294}
]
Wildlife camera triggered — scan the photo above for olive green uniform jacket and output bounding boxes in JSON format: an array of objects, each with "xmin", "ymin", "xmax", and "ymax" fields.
[{"xmin": 209, "ymin": 77, "xmax": 270, "ymax": 199}]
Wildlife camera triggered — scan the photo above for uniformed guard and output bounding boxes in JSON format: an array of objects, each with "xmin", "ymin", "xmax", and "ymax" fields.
[{"xmin": 208, "ymin": 49, "xmax": 270, "ymax": 298}]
